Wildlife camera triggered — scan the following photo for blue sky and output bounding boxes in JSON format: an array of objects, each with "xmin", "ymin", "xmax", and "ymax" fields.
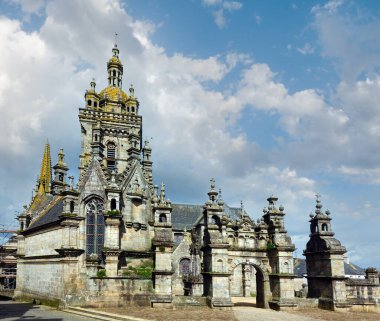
[{"xmin": 1, "ymin": 0, "xmax": 380, "ymax": 268}]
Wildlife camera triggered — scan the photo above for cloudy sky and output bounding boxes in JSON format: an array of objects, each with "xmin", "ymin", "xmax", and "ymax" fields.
[{"xmin": 1, "ymin": 0, "xmax": 380, "ymax": 268}]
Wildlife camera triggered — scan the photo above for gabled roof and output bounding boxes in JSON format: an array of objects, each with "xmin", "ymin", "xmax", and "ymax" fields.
[
  {"xmin": 171, "ymin": 203, "xmax": 241, "ymax": 231},
  {"xmin": 27, "ymin": 196, "xmax": 63, "ymax": 230}
]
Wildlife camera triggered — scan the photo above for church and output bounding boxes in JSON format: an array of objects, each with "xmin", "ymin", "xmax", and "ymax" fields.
[{"xmin": 14, "ymin": 43, "xmax": 380, "ymax": 311}]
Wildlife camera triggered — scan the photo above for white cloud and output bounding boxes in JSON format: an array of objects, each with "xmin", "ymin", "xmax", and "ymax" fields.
[
  {"xmin": 297, "ymin": 43, "xmax": 315, "ymax": 55},
  {"xmin": 254, "ymin": 13, "xmax": 262, "ymax": 25},
  {"xmin": 223, "ymin": 1, "xmax": 242, "ymax": 11},
  {"xmin": 202, "ymin": 0, "xmax": 242, "ymax": 29}
]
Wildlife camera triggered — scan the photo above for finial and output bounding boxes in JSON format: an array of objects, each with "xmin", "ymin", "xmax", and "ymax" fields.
[
  {"xmin": 217, "ymin": 188, "xmax": 224, "ymax": 206},
  {"xmin": 112, "ymin": 33, "xmax": 119, "ymax": 57},
  {"xmin": 315, "ymin": 193, "xmax": 322, "ymax": 213},
  {"xmin": 90, "ymin": 78, "xmax": 96, "ymax": 90},
  {"xmin": 58, "ymin": 148, "xmax": 65, "ymax": 164},
  {"xmin": 309, "ymin": 212, "xmax": 314, "ymax": 219},
  {"xmin": 129, "ymin": 84, "xmax": 134, "ymax": 96},
  {"xmin": 160, "ymin": 182, "xmax": 165, "ymax": 203},
  {"xmin": 210, "ymin": 178, "xmax": 215, "ymax": 190},
  {"xmin": 114, "ymin": 32, "xmax": 118, "ymax": 47},
  {"xmin": 240, "ymin": 200, "xmax": 245, "ymax": 216},
  {"xmin": 68, "ymin": 176, "xmax": 74, "ymax": 190},
  {"xmin": 207, "ymin": 178, "xmax": 218, "ymax": 203}
]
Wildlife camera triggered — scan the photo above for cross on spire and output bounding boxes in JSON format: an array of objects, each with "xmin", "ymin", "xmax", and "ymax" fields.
[{"xmin": 114, "ymin": 32, "xmax": 118, "ymax": 46}]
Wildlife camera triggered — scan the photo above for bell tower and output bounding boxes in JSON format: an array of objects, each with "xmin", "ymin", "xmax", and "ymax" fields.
[{"xmin": 78, "ymin": 42, "xmax": 144, "ymax": 178}]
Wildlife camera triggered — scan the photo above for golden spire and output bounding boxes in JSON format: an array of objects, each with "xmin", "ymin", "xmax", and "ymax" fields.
[{"xmin": 37, "ymin": 141, "xmax": 52, "ymax": 194}]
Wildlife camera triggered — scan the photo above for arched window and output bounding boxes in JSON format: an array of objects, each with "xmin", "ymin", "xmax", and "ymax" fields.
[
  {"xmin": 107, "ymin": 142, "xmax": 116, "ymax": 170},
  {"xmin": 87, "ymin": 99, "xmax": 92, "ymax": 106},
  {"xmin": 86, "ymin": 198, "xmax": 105, "ymax": 256},
  {"xmin": 94, "ymin": 101, "xmax": 98, "ymax": 107},
  {"xmin": 70, "ymin": 201, "xmax": 75, "ymax": 213},
  {"xmin": 110, "ymin": 198, "xmax": 117, "ymax": 210},
  {"xmin": 179, "ymin": 258, "xmax": 191, "ymax": 274},
  {"xmin": 321, "ymin": 223, "xmax": 328, "ymax": 232},
  {"xmin": 113, "ymin": 70, "xmax": 116, "ymax": 77},
  {"xmin": 159, "ymin": 214, "xmax": 167, "ymax": 223}
]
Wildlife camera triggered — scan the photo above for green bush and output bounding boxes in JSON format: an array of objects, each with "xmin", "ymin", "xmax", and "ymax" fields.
[
  {"xmin": 107, "ymin": 210, "xmax": 120, "ymax": 215},
  {"xmin": 123, "ymin": 262, "xmax": 154, "ymax": 278},
  {"xmin": 267, "ymin": 242, "xmax": 276, "ymax": 250},
  {"xmin": 97, "ymin": 269, "xmax": 106, "ymax": 278}
]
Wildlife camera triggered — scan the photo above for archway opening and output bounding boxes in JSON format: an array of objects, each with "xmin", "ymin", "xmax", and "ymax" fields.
[{"xmin": 230, "ymin": 262, "xmax": 267, "ymax": 308}]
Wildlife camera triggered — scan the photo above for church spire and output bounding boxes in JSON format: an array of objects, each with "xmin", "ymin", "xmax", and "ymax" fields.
[{"xmin": 37, "ymin": 142, "xmax": 52, "ymax": 194}]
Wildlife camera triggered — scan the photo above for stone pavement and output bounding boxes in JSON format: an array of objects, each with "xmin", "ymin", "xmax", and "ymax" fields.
[{"xmin": 0, "ymin": 298, "xmax": 97, "ymax": 321}]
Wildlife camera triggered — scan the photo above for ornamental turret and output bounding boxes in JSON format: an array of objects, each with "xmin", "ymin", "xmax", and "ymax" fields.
[
  {"xmin": 52, "ymin": 148, "xmax": 69, "ymax": 194},
  {"xmin": 304, "ymin": 194, "xmax": 348, "ymax": 310}
]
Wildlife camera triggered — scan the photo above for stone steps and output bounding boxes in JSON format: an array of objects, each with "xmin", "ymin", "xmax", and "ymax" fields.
[{"xmin": 65, "ymin": 306, "xmax": 152, "ymax": 321}]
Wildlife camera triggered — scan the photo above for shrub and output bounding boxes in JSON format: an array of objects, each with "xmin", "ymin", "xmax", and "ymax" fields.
[{"xmin": 97, "ymin": 269, "xmax": 106, "ymax": 278}]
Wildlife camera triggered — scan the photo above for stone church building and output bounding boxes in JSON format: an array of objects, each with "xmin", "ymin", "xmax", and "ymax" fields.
[{"xmin": 14, "ymin": 44, "xmax": 380, "ymax": 311}]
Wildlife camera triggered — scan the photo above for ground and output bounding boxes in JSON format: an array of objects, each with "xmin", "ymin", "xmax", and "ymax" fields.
[
  {"xmin": 0, "ymin": 297, "xmax": 96, "ymax": 321},
  {"xmin": 97, "ymin": 298, "xmax": 380, "ymax": 321},
  {"xmin": 2, "ymin": 296, "xmax": 380, "ymax": 321}
]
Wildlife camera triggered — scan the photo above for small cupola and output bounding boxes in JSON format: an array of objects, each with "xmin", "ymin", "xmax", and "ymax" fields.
[{"xmin": 107, "ymin": 42, "xmax": 123, "ymax": 88}]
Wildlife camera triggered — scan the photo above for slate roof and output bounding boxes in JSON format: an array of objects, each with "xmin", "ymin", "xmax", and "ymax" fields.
[
  {"xmin": 294, "ymin": 258, "xmax": 365, "ymax": 277},
  {"xmin": 28, "ymin": 197, "xmax": 64, "ymax": 230},
  {"xmin": 171, "ymin": 203, "xmax": 241, "ymax": 231}
]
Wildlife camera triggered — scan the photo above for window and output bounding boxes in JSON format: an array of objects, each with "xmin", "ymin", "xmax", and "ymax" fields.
[
  {"xmin": 70, "ymin": 201, "xmax": 75, "ymax": 213},
  {"xmin": 110, "ymin": 198, "xmax": 117, "ymax": 210},
  {"xmin": 87, "ymin": 99, "xmax": 92, "ymax": 106},
  {"xmin": 86, "ymin": 198, "xmax": 105, "ymax": 256},
  {"xmin": 159, "ymin": 214, "xmax": 167, "ymax": 223},
  {"xmin": 94, "ymin": 101, "xmax": 98, "ymax": 107},
  {"xmin": 107, "ymin": 143, "xmax": 116, "ymax": 170},
  {"xmin": 179, "ymin": 258, "xmax": 191, "ymax": 274},
  {"xmin": 131, "ymin": 107, "xmax": 135, "ymax": 113},
  {"xmin": 58, "ymin": 173, "xmax": 64, "ymax": 182},
  {"xmin": 321, "ymin": 223, "xmax": 328, "ymax": 232},
  {"xmin": 113, "ymin": 70, "xmax": 116, "ymax": 77}
]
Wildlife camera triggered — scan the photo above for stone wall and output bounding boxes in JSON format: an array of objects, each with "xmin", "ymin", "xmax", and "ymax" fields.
[
  {"xmin": 66, "ymin": 277, "xmax": 153, "ymax": 307},
  {"xmin": 15, "ymin": 258, "xmax": 65, "ymax": 306},
  {"xmin": 24, "ymin": 228, "xmax": 63, "ymax": 256}
]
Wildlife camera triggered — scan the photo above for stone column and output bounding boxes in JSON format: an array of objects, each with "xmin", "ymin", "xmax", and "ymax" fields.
[
  {"xmin": 151, "ymin": 184, "xmax": 174, "ymax": 308},
  {"xmin": 103, "ymin": 214, "xmax": 122, "ymax": 277},
  {"xmin": 242, "ymin": 263, "xmax": 251, "ymax": 297}
]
